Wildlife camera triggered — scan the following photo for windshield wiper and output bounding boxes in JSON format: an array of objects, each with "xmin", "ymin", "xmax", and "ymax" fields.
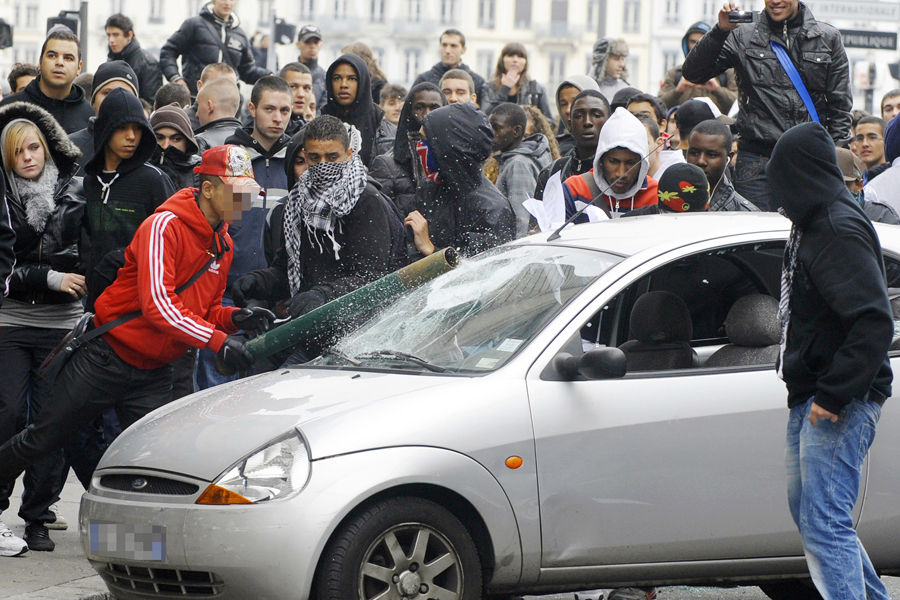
[
  {"xmin": 321, "ymin": 347, "xmax": 361, "ymax": 366},
  {"xmin": 355, "ymin": 350, "xmax": 449, "ymax": 373}
]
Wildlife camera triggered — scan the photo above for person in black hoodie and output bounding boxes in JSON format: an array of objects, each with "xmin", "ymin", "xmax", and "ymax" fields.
[
  {"xmin": 413, "ymin": 29, "xmax": 486, "ymax": 106},
  {"xmin": 0, "ymin": 29, "xmax": 93, "ymax": 134},
  {"xmin": 231, "ymin": 115, "xmax": 401, "ymax": 359},
  {"xmin": 769, "ymin": 122, "xmax": 893, "ymax": 600},
  {"xmin": 81, "ymin": 88, "xmax": 175, "ymax": 312},
  {"xmin": 104, "ymin": 14, "xmax": 162, "ymax": 105},
  {"xmin": 0, "ymin": 102, "xmax": 85, "ymax": 552},
  {"xmin": 369, "ymin": 82, "xmax": 446, "ymax": 217},
  {"xmin": 322, "ymin": 54, "xmax": 396, "ymax": 167},
  {"xmin": 405, "ymin": 102, "xmax": 515, "ymax": 260}
]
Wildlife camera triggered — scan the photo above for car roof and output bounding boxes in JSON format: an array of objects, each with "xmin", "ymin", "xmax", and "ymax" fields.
[{"xmin": 522, "ymin": 212, "xmax": 792, "ymax": 256}]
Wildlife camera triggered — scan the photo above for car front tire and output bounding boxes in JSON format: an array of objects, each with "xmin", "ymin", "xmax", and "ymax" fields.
[
  {"xmin": 759, "ymin": 579, "xmax": 823, "ymax": 600},
  {"xmin": 316, "ymin": 496, "xmax": 484, "ymax": 600}
]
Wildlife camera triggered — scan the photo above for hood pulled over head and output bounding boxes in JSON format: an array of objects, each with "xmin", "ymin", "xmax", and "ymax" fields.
[
  {"xmin": 682, "ymin": 22, "xmax": 711, "ymax": 57},
  {"xmin": 592, "ymin": 107, "xmax": 650, "ymax": 200},
  {"xmin": 422, "ymin": 102, "xmax": 493, "ymax": 190},
  {"xmin": 86, "ymin": 87, "xmax": 156, "ymax": 175},
  {"xmin": 766, "ymin": 122, "xmax": 846, "ymax": 225},
  {"xmin": 885, "ymin": 116, "xmax": 900, "ymax": 164},
  {"xmin": 393, "ymin": 82, "xmax": 446, "ymax": 171}
]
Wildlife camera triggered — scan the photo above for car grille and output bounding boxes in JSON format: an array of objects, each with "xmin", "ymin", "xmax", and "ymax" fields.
[
  {"xmin": 99, "ymin": 474, "xmax": 200, "ymax": 495},
  {"xmin": 99, "ymin": 562, "xmax": 224, "ymax": 597}
]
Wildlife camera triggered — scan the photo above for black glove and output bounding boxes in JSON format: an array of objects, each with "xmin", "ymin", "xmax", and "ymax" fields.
[
  {"xmin": 215, "ymin": 337, "xmax": 254, "ymax": 376},
  {"xmin": 232, "ymin": 306, "xmax": 276, "ymax": 336},
  {"xmin": 289, "ymin": 289, "xmax": 327, "ymax": 319},
  {"xmin": 231, "ymin": 273, "xmax": 264, "ymax": 308}
]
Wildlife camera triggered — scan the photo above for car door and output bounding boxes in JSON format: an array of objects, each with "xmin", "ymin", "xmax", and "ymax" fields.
[{"xmin": 527, "ymin": 238, "xmax": 867, "ymax": 568}]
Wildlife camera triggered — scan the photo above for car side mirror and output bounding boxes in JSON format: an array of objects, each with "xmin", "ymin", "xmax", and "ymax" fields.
[{"xmin": 553, "ymin": 347, "xmax": 627, "ymax": 381}]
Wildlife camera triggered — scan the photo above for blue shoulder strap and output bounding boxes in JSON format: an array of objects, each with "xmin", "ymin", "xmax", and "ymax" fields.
[{"xmin": 770, "ymin": 40, "xmax": 820, "ymax": 123}]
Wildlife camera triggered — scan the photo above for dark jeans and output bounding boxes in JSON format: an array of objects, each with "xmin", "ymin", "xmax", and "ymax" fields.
[
  {"xmin": 0, "ymin": 326, "xmax": 67, "ymax": 524},
  {"xmin": 0, "ymin": 336, "xmax": 173, "ymax": 489},
  {"xmin": 734, "ymin": 150, "xmax": 776, "ymax": 212}
]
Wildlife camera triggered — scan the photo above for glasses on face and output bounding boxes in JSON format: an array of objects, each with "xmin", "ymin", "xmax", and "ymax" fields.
[{"xmin": 855, "ymin": 133, "xmax": 883, "ymax": 143}]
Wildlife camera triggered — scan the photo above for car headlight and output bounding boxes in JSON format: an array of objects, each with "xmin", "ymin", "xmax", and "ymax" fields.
[{"xmin": 197, "ymin": 432, "xmax": 310, "ymax": 505}]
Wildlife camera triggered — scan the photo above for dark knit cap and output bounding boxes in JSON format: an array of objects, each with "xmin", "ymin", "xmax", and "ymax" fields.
[
  {"xmin": 658, "ymin": 163, "xmax": 710, "ymax": 212},
  {"xmin": 675, "ymin": 99, "xmax": 715, "ymax": 138},
  {"xmin": 91, "ymin": 60, "xmax": 139, "ymax": 106},
  {"xmin": 150, "ymin": 103, "xmax": 198, "ymax": 154}
]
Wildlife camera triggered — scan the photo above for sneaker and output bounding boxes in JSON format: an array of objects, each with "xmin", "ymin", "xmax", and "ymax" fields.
[
  {"xmin": 45, "ymin": 503, "xmax": 68, "ymax": 530},
  {"xmin": 0, "ymin": 519, "xmax": 28, "ymax": 557},
  {"xmin": 23, "ymin": 523, "xmax": 54, "ymax": 552},
  {"xmin": 607, "ymin": 588, "xmax": 657, "ymax": 600}
]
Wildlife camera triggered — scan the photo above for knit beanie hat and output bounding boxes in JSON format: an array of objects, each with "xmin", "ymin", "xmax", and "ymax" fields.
[
  {"xmin": 150, "ymin": 103, "xmax": 199, "ymax": 154},
  {"xmin": 91, "ymin": 60, "xmax": 138, "ymax": 106},
  {"xmin": 658, "ymin": 163, "xmax": 710, "ymax": 212}
]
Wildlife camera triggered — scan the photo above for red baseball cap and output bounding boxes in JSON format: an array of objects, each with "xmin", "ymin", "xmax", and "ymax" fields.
[{"xmin": 194, "ymin": 145, "xmax": 257, "ymax": 187}]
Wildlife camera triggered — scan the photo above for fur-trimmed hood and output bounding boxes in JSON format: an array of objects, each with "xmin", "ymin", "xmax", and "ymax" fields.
[{"xmin": 0, "ymin": 101, "xmax": 81, "ymax": 181}]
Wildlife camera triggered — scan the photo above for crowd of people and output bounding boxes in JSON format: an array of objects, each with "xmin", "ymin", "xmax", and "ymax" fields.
[{"xmin": 0, "ymin": 1, "xmax": 897, "ymax": 599}]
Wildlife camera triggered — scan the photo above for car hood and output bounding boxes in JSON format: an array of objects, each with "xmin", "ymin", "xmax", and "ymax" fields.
[{"xmin": 97, "ymin": 368, "xmax": 500, "ymax": 480}]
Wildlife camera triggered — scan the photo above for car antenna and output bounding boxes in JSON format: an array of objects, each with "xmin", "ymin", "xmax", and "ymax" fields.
[{"xmin": 546, "ymin": 137, "xmax": 667, "ymax": 242}]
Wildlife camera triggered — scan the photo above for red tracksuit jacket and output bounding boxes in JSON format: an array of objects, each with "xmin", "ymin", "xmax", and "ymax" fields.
[{"xmin": 94, "ymin": 188, "xmax": 238, "ymax": 369}]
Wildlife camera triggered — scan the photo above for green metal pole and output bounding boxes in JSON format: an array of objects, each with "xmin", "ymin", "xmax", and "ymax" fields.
[{"xmin": 244, "ymin": 247, "xmax": 460, "ymax": 360}]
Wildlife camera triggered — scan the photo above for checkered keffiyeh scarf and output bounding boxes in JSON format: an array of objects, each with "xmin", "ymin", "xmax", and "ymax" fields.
[
  {"xmin": 777, "ymin": 222, "xmax": 803, "ymax": 380},
  {"xmin": 283, "ymin": 154, "xmax": 368, "ymax": 295}
]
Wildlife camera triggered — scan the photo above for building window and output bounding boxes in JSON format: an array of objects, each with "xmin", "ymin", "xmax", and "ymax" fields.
[
  {"xmin": 408, "ymin": 0, "xmax": 422, "ymax": 22},
  {"xmin": 440, "ymin": 0, "xmax": 456, "ymax": 24},
  {"xmin": 477, "ymin": 49, "xmax": 494, "ymax": 80},
  {"xmin": 623, "ymin": 0, "xmax": 640, "ymax": 33},
  {"xmin": 109, "ymin": 0, "xmax": 123, "ymax": 16},
  {"xmin": 370, "ymin": 0, "xmax": 385, "ymax": 23},
  {"xmin": 258, "ymin": 0, "xmax": 273, "ymax": 27},
  {"xmin": 549, "ymin": 52, "xmax": 566, "ymax": 89},
  {"xmin": 514, "ymin": 0, "xmax": 532, "ymax": 28},
  {"xmin": 187, "ymin": 0, "xmax": 203, "ymax": 18},
  {"xmin": 550, "ymin": 0, "xmax": 568, "ymax": 34},
  {"xmin": 702, "ymin": 0, "xmax": 718, "ymax": 21},
  {"xmin": 478, "ymin": 0, "xmax": 495, "ymax": 29},
  {"xmin": 664, "ymin": 0, "xmax": 679, "ymax": 25},
  {"xmin": 404, "ymin": 48, "xmax": 422, "ymax": 84},
  {"xmin": 25, "ymin": 4, "xmax": 38, "ymax": 28},
  {"xmin": 627, "ymin": 56, "xmax": 639, "ymax": 80},
  {"xmin": 663, "ymin": 49, "xmax": 679, "ymax": 74},
  {"xmin": 333, "ymin": 0, "xmax": 347, "ymax": 19},
  {"xmin": 587, "ymin": 0, "xmax": 603, "ymax": 33},
  {"xmin": 149, "ymin": 0, "xmax": 165, "ymax": 23},
  {"xmin": 299, "ymin": 0, "xmax": 315, "ymax": 19}
]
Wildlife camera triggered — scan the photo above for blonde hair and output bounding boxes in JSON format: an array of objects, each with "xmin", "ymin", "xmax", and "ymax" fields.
[{"xmin": 3, "ymin": 121, "xmax": 48, "ymax": 177}]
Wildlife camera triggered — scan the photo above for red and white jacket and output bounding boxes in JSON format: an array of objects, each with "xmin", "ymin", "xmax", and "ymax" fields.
[{"xmin": 95, "ymin": 188, "xmax": 239, "ymax": 369}]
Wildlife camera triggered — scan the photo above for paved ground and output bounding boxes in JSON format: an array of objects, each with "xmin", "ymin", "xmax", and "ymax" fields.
[{"xmin": 1, "ymin": 473, "xmax": 898, "ymax": 599}]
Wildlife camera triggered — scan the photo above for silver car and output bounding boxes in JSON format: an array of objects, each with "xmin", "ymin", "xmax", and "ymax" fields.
[{"xmin": 80, "ymin": 213, "xmax": 900, "ymax": 600}]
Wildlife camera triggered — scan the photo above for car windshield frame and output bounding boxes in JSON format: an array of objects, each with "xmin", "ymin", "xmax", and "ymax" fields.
[{"xmin": 308, "ymin": 244, "xmax": 624, "ymax": 375}]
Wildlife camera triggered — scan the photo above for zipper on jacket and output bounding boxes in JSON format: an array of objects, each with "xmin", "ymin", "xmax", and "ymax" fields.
[{"xmin": 784, "ymin": 23, "xmax": 790, "ymax": 50}]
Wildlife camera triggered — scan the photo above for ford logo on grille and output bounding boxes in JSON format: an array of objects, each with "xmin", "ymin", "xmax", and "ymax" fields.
[{"xmin": 131, "ymin": 478, "xmax": 149, "ymax": 490}]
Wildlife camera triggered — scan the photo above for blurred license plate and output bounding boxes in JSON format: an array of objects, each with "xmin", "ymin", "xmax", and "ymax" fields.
[{"xmin": 89, "ymin": 522, "xmax": 166, "ymax": 561}]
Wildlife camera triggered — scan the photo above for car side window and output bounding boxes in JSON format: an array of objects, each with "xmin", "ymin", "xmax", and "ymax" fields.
[
  {"xmin": 884, "ymin": 255, "xmax": 900, "ymax": 353},
  {"xmin": 579, "ymin": 241, "xmax": 786, "ymax": 371}
]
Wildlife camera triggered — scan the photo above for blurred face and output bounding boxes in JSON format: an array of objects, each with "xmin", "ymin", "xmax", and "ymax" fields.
[
  {"xmin": 557, "ymin": 85, "xmax": 579, "ymax": 127},
  {"xmin": 249, "ymin": 89, "xmax": 292, "ymax": 145},
  {"xmin": 106, "ymin": 26, "xmax": 133, "ymax": 54},
  {"xmin": 856, "ymin": 122, "xmax": 885, "ymax": 168},
  {"xmin": 883, "ymin": 94, "xmax": 900, "ymax": 122},
  {"xmin": 40, "ymin": 39, "xmax": 81, "ymax": 91},
  {"xmin": 605, "ymin": 54, "xmax": 626, "ymax": 79},
  {"xmin": 303, "ymin": 138, "xmax": 352, "ymax": 165},
  {"xmin": 107, "ymin": 122, "xmax": 142, "ymax": 162},
  {"xmin": 490, "ymin": 113, "xmax": 521, "ymax": 152},
  {"xmin": 212, "ymin": 0, "xmax": 235, "ymax": 20},
  {"xmin": 13, "ymin": 130, "xmax": 46, "ymax": 180},
  {"xmin": 503, "ymin": 53, "xmax": 526, "ymax": 75},
  {"xmin": 439, "ymin": 34, "xmax": 465, "ymax": 67},
  {"xmin": 686, "ymin": 132, "xmax": 731, "ymax": 186},
  {"xmin": 283, "ymin": 70, "xmax": 313, "ymax": 116},
  {"xmin": 441, "ymin": 78, "xmax": 475, "ymax": 104},
  {"xmin": 764, "ymin": 0, "xmax": 800, "ymax": 22},
  {"xmin": 298, "ymin": 38, "xmax": 322, "ymax": 61},
  {"xmin": 600, "ymin": 148, "xmax": 641, "ymax": 194},
  {"xmin": 686, "ymin": 32, "xmax": 704, "ymax": 53},
  {"xmin": 570, "ymin": 96, "xmax": 609, "ymax": 154},
  {"xmin": 13, "ymin": 74, "xmax": 36, "ymax": 93},
  {"xmin": 411, "ymin": 90, "xmax": 444, "ymax": 125},
  {"xmin": 207, "ymin": 176, "xmax": 259, "ymax": 225},
  {"xmin": 154, "ymin": 126, "xmax": 188, "ymax": 153},
  {"xmin": 381, "ymin": 95, "xmax": 403, "ymax": 125},
  {"xmin": 92, "ymin": 80, "xmax": 134, "ymax": 112},
  {"xmin": 331, "ymin": 63, "xmax": 359, "ymax": 107}
]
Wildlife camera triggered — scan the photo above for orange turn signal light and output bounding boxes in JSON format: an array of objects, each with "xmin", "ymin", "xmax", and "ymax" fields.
[
  {"xmin": 505, "ymin": 456, "xmax": 523, "ymax": 469},
  {"xmin": 196, "ymin": 484, "xmax": 252, "ymax": 505}
]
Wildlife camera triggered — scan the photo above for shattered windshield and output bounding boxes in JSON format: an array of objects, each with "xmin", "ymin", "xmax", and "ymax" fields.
[{"xmin": 321, "ymin": 245, "xmax": 622, "ymax": 373}]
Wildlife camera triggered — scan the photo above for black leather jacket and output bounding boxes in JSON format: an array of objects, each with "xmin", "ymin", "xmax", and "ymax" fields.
[{"xmin": 683, "ymin": 3, "xmax": 851, "ymax": 156}]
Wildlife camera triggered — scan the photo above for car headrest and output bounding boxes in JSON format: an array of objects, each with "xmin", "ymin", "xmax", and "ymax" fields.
[
  {"xmin": 724, "ymin": 294, "xmax": 781, "ymax": 347},
  {"xmin": 629, "ymin": 291, "xmax": 692, "ymax": 343}
]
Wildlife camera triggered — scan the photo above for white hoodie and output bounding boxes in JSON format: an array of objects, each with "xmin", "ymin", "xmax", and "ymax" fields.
[{"xmin": 591, "ymin": 107, "xmax": 651, "ymax": 201}]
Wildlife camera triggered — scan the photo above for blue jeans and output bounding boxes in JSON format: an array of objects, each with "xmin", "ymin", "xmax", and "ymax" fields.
[
  {"xmin": 734, "ymin": 151, "xmax": 776, "ymax": 212},
  {"xmin": 786, "ymin": 397, "xmax": 890, "ymax": 600}
]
